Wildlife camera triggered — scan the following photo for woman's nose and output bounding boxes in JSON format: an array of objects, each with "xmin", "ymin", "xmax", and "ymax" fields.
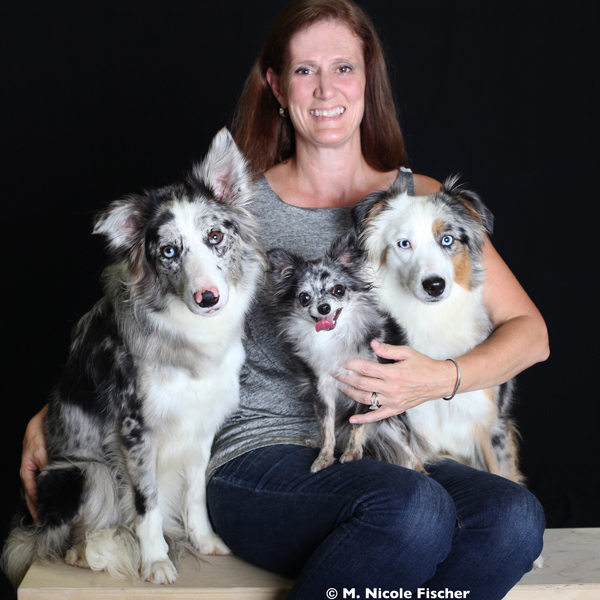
[{"xmin": 315, "ymin": 72, "xmax": 335, "ymax": 100}]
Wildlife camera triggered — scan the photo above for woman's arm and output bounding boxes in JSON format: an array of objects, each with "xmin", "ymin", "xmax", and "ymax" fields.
[
  {"xmin": 337, "ymin": 181, "xmax": 550, "ymax": 424},
  {"xmin": 20, "ymin": 404, "xmax": 49, "ymax": 521}
]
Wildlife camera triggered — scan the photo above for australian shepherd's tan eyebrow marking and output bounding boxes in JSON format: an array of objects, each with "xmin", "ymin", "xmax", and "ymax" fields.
[{"xmin": 353, "ymin": 177, "xmax": 523, "ymax": 485}]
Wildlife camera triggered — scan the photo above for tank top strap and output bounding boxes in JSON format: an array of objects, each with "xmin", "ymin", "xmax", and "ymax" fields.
[{"xmin": 397, "ymin": 167, "xmax": 416, "ymax": 196}]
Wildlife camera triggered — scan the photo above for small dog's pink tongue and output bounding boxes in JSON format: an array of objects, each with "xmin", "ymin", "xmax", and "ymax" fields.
[{"xmin": 315, "ymin": 319, "xmax": 335, "ymax": 332}]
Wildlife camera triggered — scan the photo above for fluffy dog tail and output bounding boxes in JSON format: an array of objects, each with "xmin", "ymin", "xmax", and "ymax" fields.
[
  {"xmin": 365, "ymin": 417, "xmax": 435, "ymax": 473},
  {"xmin": 1, "ymin": 459, "xmax": 129, "ymax": 588},
  {"xmin": 1, "ymin": 516, "xmax": 60, "ymax": 589},
  {"xmin": 85, "ymin": 526, "xmax": 140, "ymax": 580}
]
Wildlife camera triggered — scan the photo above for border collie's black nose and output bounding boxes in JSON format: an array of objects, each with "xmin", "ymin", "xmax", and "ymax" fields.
[
  {"xmin": 423, "ymin": 277, "xmax": 445, "ymax": 297},
  {"xmin": 318, "ymin": 303, "xmax": 331, "ymax": 315},
  {"xmin": 198, "ymin": 290, "xmax": 219, "ymax": 308}
]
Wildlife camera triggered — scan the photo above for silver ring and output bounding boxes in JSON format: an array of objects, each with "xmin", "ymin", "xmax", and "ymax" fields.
[{"xmin": 369, "ymin": 392, "xmax": 381, "ymax": 410}]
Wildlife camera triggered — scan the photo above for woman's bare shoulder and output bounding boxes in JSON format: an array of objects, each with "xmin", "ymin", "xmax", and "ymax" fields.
[{"xmin": 412, "ymin": 173, "xmax": 442, "ymax": 195}]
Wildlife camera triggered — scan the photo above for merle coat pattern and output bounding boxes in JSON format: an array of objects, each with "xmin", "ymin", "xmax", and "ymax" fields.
[
  {"xmin": 267, "ymin": 233, "xmax": 430, "ymax": 474},
  {"xmin": 353, "ymin": 178, "xmax": 523, "ymax": 484},
  {"xmin": 2, "ymin": 128, "xmax": 265, "ymax": 586}
]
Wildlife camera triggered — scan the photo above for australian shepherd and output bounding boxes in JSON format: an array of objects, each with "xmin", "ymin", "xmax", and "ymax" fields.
[
  {"xmin": 2, "ymin": 128, "xmax": 265, "ymax": 586},
  {"xmin": 353, "ymin": 178, "xmax": 523, "ymax": 484}
]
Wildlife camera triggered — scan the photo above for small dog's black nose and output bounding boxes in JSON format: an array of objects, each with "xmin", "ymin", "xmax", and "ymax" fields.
[
  {"xmin": 318, "ymin": 303, "xmax": 331, "ymax": 315},
  {"xmin": 422, "ymin": 277, "xmax": 445, "ymax": 297},
  {"xmin": 198, "ymin": 290, "xmax": 219, "ymax": 308}
]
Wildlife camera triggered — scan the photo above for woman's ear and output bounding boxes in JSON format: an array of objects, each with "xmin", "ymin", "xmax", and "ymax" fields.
[{"xmin": 266, "ymin": 67, "xmax": 286, "ymax": 108}]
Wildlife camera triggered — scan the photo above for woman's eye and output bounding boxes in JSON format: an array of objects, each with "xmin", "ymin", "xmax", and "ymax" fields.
[
  {"xmin": 339, "ymin": 65, "xmax": 352, "ymax": 73},
  {"xmin": 162, "ymin": 246, "xmax": 176, "ymax": 259},
  {"xmin": 441, "ymin": 235, "xmax": 454, "ymax": 246},
  {"xmin": 296, "ymin": 67, "xmax": 311, "ymax": 75},
  {"xmin": 299, "ymin": 292, "xmax": 311, "ymax": 306},
  {"xmin": 209, "ymin": 231, "xmax": 224, "ymax": 245},
  {"xmin": 397, "ymin": 240, "xmax": 411, "ymax": 249},
  {"xmin": 332, "ymin": 285, "xmax": 345, "ymax": 297}
]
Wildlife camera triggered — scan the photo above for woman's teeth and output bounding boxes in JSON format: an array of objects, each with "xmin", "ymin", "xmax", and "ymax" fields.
[{"xmin": 309, "ymin": 107, "xmax": 345, "ymax": 117}]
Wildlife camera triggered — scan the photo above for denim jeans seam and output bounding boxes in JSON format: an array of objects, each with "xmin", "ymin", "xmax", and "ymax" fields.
[{"xmin": 211, "ymin": 473, "xmax": 367, "ymax": 503}]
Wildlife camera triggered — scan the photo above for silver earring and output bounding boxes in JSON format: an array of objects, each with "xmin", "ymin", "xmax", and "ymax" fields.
[{"xmin": 279, "ymin": 107, "xmax": 288, "ymax": 117}]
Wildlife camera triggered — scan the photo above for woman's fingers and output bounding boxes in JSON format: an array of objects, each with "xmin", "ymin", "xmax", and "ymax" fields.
[
  {"xmin": 350, "ymin": 405, "xmax": 398, "ymax": 424},
  {"xmin": 21, "ymin": 460, "xmax": 40, "ymax": 522},
  {"xmin": 20, "ymin": 406, "xmax": 49, "ymax": 522},
  {"xmin": 338, "ymin": 342, "xmax": 458, "ymax": 416}
]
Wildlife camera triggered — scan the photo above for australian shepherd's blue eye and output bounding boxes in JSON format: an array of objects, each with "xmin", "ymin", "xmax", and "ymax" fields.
[
  {"xmin": 332, "ymin": 285, "xmax": 345, "ymax": 297},
  {"xmin": 209, "ymin": 231, "xmax": 224, "ymax": 245},
  {"xmin": 441, "ymin": 235, "xmax": 454, "ymax": 246},
  {"xmin": 299, "ymin": 292, "xmax": 311, "ymax": 306},
  {"xmin": 398, "ymin": 240, "xmax": 411, "ymax": 249},
  {"xmin": 162, "ymin": 246, "xmax": 176, "ymax": 259}
]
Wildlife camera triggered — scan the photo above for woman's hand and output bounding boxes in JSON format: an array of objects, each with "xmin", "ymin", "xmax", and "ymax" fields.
[
  {"xmin": 21, "ymin": 405, "xmax": 49, "ymax": 521},
  {"xmin": 336, "ymin": 340, "xmax": 458, "ymax": 424}
]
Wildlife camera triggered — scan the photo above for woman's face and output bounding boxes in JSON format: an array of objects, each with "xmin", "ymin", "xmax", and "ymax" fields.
[{"xmin": 270, "ymin": 20, "xmax": 366, "ymax": 151}]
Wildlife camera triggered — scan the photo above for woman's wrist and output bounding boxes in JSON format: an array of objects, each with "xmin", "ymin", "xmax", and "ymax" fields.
[{"xmin": 442, "ymin": 359, "xmax": 461, "ymax": 401}]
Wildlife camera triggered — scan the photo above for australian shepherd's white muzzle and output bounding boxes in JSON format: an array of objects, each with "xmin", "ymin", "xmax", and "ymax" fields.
[
  {"xmin": 1, "ymin": 128, "xmax": 265, "ymax": 586},
  {"xmin": 353, "ymin": 178, "xmax": 523, "ymax": 484}
]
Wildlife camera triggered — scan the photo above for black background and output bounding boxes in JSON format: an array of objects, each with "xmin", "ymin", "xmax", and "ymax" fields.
[{"xmin": 1, "ymin": 0, "xmax": 598, "ymax": 595}]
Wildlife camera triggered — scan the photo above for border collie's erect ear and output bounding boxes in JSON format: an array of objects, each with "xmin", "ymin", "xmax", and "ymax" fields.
[
  {"xmin": 191, "ymin": 127, "xmax": 252, "ymax": 206},
  {"xmin": 93, "ymin": 193, "xmax": 150, "ymax": 253}
]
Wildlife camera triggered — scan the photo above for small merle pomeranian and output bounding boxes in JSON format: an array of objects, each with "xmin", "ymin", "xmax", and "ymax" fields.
[{"xmin": 267, "ymin": 233, "xmax": 428, "ymax": 474}]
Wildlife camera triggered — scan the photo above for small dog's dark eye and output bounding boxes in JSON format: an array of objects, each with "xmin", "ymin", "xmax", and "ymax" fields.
[
  {"xmin": 299, "ymin": 292, "xmax": 311, "ymax": 306},
  {"xmin": 209, "ymin": 231, "xmax": 224, "ymax": 245},
  {"xmin": 332, "ymin": 285, "xmax": 345, "ymax": 297},
  {"xmin": 162, "ymin": 245, "xmax": 176, "ymax": 259}
]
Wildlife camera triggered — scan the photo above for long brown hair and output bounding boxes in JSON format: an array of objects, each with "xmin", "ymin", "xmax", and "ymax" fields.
[{"xmin": 232, "ymin": 0, "xmax": 408, "ymax": 176}]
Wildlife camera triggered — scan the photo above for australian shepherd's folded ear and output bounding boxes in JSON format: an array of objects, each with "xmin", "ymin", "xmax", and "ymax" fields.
[
  {"xmin": 353, "ymin": 177, "xmax": 523, "ymax": 485},
  {"xmin": 2, "ymin": 128, "xmax": 266, "ymax": 586}
]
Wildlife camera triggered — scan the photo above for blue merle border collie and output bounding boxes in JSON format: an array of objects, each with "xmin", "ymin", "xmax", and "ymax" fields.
[
  {"xmin": 353, "ymin": 177, "xmax": 524, "ymax": 485},
  {"xmin": 2, "ymin": 128, "xmax": 265, "ymax": 586},
  {"xmin": 267, "ymin": 233, "xmax": 430, "ymax": 474}
]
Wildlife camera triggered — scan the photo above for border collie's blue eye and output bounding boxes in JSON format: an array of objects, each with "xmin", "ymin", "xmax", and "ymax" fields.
[
  {"xmin": 162, "ymin": 246, "xmax": 176, "ymax": 259},
  {"xmin": 332, "ymin": 285, "xmax": 345, "ymax": 297},
  {"xmin": 209, "ymin": 231, "xmax": 223, "ymax": 245},
  {"xmin": 299, "ymin": 292, "xmax": 311, "ymax": 306},
  {"xmin": 441, "ymin": 235, "xmax": 454, "ymax": 246},
  {"xmin": 398, "ymin": 240, "xmax": 411, "ymax": 249}
]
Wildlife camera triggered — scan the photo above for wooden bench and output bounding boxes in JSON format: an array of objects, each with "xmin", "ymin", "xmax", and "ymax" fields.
[{"xmin": 18, "ymin": 528, "xmax": 600, "ymax": 599}]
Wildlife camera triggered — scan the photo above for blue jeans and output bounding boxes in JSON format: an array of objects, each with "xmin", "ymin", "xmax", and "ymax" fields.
[{"xmin": 207, "ymin": 445, "xmax": 544, "ymax": 600}]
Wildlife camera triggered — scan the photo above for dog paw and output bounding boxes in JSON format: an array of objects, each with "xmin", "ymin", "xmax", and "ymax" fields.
[
  {"xmin": 305, "ymin": 438, "xmax": 321, "ymax": 449},
  {"xmin": 142, "ymin": 559, "xmax": 178, "ymax": 585},
  {"xmin": 411, "ymin": 459, "xmax": 428, "ymax": 474},
  {"xmin": 65, "ymin": 546, "xmax": 90, "ymax": 569},
  {"xmin": 339, "ymin": 449, "xmax": 362, "ymax": 464},
  {"xmin": 193, "ymin": 533, "xmax": 232, "ymax": 556},
  {"xmin": 310, "ymin": 455, "xmax": 335, "ymax": 473},
  {"xmin": 533, "ymin": 555, "xmax": 544, "ymax": 569}
]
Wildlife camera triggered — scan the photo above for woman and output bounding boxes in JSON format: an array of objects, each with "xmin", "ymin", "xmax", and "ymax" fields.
[{"xmin": 21, "ymin": 0, "xmax": 548, "ymax": 597}]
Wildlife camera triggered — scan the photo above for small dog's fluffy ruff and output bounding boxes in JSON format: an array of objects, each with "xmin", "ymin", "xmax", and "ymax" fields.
[
  {"xmin": 267, "ymin": 233, "xmax": 429, "ymax": 474},
  {"xmin": 1, "ymin": 128, "xmax": 265, "ymax": 586},
  {"xmin": 353, "ymin": 178, "xmax": 523, "ymax": 484}
]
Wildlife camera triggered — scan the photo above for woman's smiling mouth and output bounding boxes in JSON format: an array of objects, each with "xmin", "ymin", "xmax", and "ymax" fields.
[{"xmin": 309, "ymin": 107, "xmax": 346, "ymax": 117}]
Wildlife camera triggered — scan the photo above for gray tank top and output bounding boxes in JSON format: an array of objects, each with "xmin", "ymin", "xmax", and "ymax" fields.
[{"xmin": 207, "ymin": 169, "xmax": 415, "ymax": 479}]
